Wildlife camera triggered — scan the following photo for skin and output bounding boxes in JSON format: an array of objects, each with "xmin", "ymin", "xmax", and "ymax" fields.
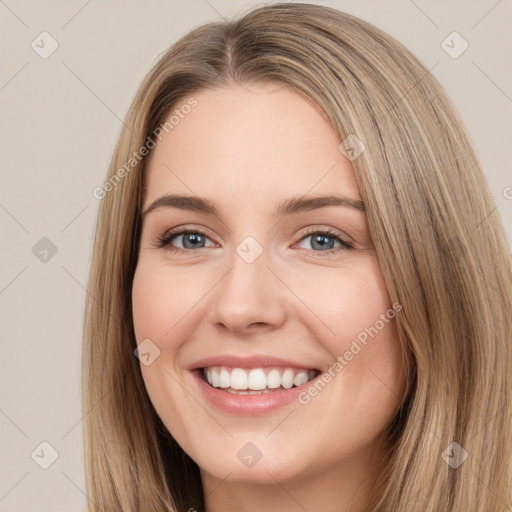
[{"xmin": 132, "ymin": 82, "xmax": 406, "ymax": 512}]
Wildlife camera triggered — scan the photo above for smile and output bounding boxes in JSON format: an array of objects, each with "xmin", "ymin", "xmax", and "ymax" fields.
[
  {"xmin": 202, "ymin": 366, "xmax": 319, "ymax": 394},
  {"xmin": 189, "ymin": 355, "xmax": 323, "ymax": 415}
]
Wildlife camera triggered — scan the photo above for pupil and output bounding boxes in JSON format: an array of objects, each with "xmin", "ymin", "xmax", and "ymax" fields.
[
  {"xmin": 313, "ymin": 235, "xmax": 334, "ymax": 251},
  {"xmin": 184, "ymin": 233, "xmax": 204, "ymax": 249}
]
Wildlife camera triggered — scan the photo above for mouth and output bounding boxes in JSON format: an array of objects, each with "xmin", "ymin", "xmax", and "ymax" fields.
[
  {"xmin": 189, "ymin": 354, "xmax": 323, "ymax": 415},
  {"xmin": 200, "ymin": 366, "xmax": 321, "ymax": 395}
]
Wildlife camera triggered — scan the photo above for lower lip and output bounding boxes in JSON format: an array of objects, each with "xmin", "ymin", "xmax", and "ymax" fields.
[{"xmin": 192, "ymin": 370, "xmax": 317, "ymax": 416}]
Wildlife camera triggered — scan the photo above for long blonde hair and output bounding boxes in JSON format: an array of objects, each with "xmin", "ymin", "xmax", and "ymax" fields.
[{"xmin": 82, "ymin": 3, "xmax": 512, "ymax": 510}]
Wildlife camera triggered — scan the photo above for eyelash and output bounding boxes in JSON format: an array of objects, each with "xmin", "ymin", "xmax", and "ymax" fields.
[{"xmin": 153, "ymin": 226, "xmax": 354, "ymax": 255}]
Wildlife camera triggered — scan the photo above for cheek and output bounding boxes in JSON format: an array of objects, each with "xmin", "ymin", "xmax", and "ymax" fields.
[
  {"xmin": 131, "ymin": 261, "xmax": 210, "ymax": 345},
  {"xmin": 131, "ymin": 262, "xmax": 202, "ymax": 437},
  {"xmin": 301, "ymin": 258, "xmax": 404, "ymax": 393},
  {"xmin": 296, "ymin": 258, "xmax": 395, "ymax": 350}
]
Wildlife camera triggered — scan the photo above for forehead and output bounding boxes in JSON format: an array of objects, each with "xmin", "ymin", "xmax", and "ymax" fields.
[{"xmin": 143, "ymin": 83, "xmax": 361, "ymax": 209}]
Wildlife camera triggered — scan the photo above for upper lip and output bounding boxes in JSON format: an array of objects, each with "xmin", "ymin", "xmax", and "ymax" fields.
[{"xmin": 189, "ymin": 354, "xmax": 319, "ymax": 371}]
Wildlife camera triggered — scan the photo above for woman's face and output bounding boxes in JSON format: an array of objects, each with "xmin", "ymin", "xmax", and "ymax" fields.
[{"xmin": 132, "ymin": 82, "xmax": 405, "ymax": 499}]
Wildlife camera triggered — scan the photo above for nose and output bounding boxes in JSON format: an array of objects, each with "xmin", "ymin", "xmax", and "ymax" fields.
[{"xmin": 207, "ymin": 244, "xmax": 288, "ymax": 335}]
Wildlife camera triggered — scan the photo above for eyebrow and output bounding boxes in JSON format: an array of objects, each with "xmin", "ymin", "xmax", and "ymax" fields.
[{"xmin": 142, "ymin": 193, "xmax": 365, "ymax": 219}]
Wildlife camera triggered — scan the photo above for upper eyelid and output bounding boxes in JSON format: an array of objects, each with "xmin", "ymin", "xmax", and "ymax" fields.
[{"xmin": 160, "ymin": 225, "xmax": 347, "ymax": 239}]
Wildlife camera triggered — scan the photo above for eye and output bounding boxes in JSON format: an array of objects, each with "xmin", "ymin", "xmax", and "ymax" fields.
[
  {"xmin": 154, "ymin": 228, "xmax": 215, "ymax": 251},
  {"xmin": 153, "ymin": 226, "xmax": 354, "ymax": 255},
  {"xmin": 295, "ymin": 228, "xmax": 353, "ymax": 254}
]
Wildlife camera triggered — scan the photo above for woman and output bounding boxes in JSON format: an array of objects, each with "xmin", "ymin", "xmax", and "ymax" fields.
[{"xmin": 82, "ymin": 3, "xmax": 512, "ymax": 511}]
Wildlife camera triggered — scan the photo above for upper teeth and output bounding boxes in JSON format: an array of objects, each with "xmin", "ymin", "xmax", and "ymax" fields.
[{"xmin": 203, "ymin": 366, "xmax": 317, "ymax": 391}]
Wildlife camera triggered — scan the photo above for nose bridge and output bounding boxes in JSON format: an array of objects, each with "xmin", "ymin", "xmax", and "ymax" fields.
[{"xmin": 208, "ymin": 235, "xmax": 287, "ymax": 331}]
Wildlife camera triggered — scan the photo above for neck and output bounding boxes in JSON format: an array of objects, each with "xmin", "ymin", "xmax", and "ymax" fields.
[{"xmin": 201, "ymin": 437, "xmax": 387, "ymax": 512}]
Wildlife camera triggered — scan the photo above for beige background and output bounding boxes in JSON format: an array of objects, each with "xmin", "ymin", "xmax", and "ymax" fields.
[{"xmin": 1, "ymin": 0, "xmax": 510, "ymax": 510}]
